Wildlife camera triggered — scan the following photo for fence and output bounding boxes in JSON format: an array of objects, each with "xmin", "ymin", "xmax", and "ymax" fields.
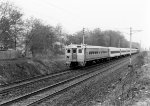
[{"xmin": 0, "ymin": 49, "xmax": 19, "ymax": 59}]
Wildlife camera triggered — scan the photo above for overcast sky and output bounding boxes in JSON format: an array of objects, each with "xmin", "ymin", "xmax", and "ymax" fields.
[{"xmin": 9, "ymin": 0, "xmax": 150, "ymax": 49}]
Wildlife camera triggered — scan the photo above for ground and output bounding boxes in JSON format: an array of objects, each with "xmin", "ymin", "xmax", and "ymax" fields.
[
  {"xmin": 0, "ymin": 52, "xmax": 149, "ymax": 106},
  {"xmin": 131, "ymin": 63, "xmax": 150, "ymax": 105},
  {"xmin": 94, "ymin": 52, "xmax": 150, "ymax": 106},
  {"xmin": 37, "ymin": 52, "xmax": 148, "ymax": 106}
]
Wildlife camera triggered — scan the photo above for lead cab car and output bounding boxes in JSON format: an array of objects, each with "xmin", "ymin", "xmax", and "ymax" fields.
[{"xmin": 65, "ymin": 44, "xmax": 86, "ymax": 67}]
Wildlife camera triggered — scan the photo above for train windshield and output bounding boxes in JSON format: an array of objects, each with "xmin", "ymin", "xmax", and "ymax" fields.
[
  {"xmin": 67, "ymin": 49, "xmax": 71, "ymax": 53},
  {"xmin": 78, "ymin": 49, "xmax": 82, "ymax": 53},
  {"xmin": 72, "ymin": 49, "xmax": 76, "ymax": 53}
]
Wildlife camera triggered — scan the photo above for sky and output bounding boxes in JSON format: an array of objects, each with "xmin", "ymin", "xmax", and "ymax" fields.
[{"xmin": 8, "ymin": 0, "xmax": 150, "ymax": 49}]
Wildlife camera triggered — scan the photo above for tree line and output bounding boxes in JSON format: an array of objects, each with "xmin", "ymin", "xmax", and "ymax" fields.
[{"xmin": 0, "ymin": 1, "xmax": 140, "ymax": 57}]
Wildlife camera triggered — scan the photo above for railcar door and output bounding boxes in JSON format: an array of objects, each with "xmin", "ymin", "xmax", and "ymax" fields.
[{"xmin": 72, "ymin": 48, "xmax": 77, "ymax": 61}]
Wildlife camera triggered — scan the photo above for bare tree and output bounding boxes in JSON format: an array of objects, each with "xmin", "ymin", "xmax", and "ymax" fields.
[
  {"xmin": 0, "ymin": 1, "xmax": 24, "ymax": 49},
  {"xmin": 24, "ymin": 18, "xmax": 57, "ymax": 57}
]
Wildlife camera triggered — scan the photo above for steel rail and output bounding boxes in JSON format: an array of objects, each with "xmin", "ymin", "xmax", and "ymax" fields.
[{"xmin": 0, "ymin": 70, "xmax": 71, "ymax": 92}]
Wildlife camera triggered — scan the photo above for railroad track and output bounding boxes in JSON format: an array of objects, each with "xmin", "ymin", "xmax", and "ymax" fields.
[
  {"xmin": 0, "ymin": 56, "xmax": 120, "ymax": 92},
  {"xmin": 0, "ymin": 58, "xmax": 111, "ymax": 95},
  {"xmin": 0, "ymin": 57, "xmax": 109, "ymax": 89},
  {"xmin": 0, "ymin": 54, "xmax": 138, "ymax": 106},
  {"xmin": 0, "ymin": 69, "xmax": 78, "ymax": 101}
]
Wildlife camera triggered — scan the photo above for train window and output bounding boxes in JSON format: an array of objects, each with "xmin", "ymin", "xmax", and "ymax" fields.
[
  {"xmin": 67, "ymin": 49, "xmax": 71, "ymax": 53},
  {"xmin": 78, "ymin": 49, "xmax": 82, "ymax": 53},
  {"xmin": 73, "ymin": 49, "xmax": 76, "ymax": 53},
  {"xmin": 90, "ymin": 52, "xmax": 92, "ymax": 55},
  {"xmin": 111, "ymin": 51, "xmax": 120, "ymax": 54}
]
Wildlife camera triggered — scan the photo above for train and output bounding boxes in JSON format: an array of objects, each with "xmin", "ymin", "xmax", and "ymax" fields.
[{"xmin": 65, "ymin": 44, "xmax": 138, "ymax": 67}]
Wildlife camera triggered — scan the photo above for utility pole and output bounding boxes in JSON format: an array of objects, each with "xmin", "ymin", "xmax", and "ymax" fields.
[
  {"xmin": 129, "ymin": 28, "xmax": 142, "ymax": 66},
  {"xmin": 83, "ymin": 28, "xmax": 85, "ymax": 45}
]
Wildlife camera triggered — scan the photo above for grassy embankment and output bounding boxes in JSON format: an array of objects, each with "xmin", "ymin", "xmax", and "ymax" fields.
[{"xmin": 0, "ymin": 55, "xmax": 67, "ymax": 85}]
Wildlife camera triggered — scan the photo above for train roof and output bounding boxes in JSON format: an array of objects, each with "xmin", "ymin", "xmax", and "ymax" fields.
[
  {"xmin": 66, "ymin": 44, "xmax": 108, "ymax": 49},
  {"xmin": 66, "ymin": 44, "xmax": 138, "ymax": 50}
]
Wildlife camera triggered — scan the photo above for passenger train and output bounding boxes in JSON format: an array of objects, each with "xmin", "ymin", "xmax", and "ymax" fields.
[{"xmin": 65, "ymin": 44, "xmax": 138, "ymax": 67}]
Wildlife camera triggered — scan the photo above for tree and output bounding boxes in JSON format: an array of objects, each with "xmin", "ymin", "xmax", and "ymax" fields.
[
  {"xmin": 0, "ymin": 1, "xmax": 23, "ymax": 49},
  {"xmin": 90, "ymin": 28, "xmax": 106, "ymax": 46},
  {"xmin": 54, "ymin": 24, "xmax": 67, "ymax": 53},
  {"xmin": 66, "ymin": 28, "xmax": 132, "ymax": 48},
  {"xmin": 132, "ymin": 42, "xmax": 140, "ymax": 49},
  {"xmin": 24, "ymin": 19, "xmax": 57, "ymax": 57}
]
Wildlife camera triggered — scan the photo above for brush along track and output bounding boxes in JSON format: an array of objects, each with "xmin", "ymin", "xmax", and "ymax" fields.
[{"xmin": 0, "ymin": 55, "xmax": 138, "ymax": 106}]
